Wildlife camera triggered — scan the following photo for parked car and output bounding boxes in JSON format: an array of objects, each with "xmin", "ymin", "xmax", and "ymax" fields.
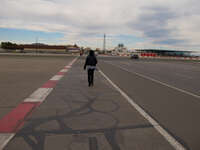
[{"xmin": 130, "ymin": 54, "xmax": 139, "ymax": 59}]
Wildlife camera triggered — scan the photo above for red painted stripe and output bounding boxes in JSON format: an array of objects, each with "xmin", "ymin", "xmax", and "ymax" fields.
[
  {"xmin": 57, "ymin": 72, "xmax": 65, "ymax": 75},
  {"xmin": 0, "ymin": 102, "xmax": 40, "ymax": 133},
  {"xmin": 0, "ymin": 59, "xmax": 76, "ymax": 134},
  {"xmin": 42, "ymin": 80, "xmax": 57, "ymax": 88}
]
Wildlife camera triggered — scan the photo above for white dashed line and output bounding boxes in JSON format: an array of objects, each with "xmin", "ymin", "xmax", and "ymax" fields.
[
  {"xmin": 50, "ymin": 75, "xmax": 63, "ymax": 81},
  {"xmin": 24, "ymin": 88, "xmax": 53, "ymax": 102},
  {"xmin": 65, "ymin": 66, "xmax": 71, "ymax": 69},
  {"xmin": 60, "ymin": 69, "xmax": 68, "ymax": 72},
  {"xmin": 99, "ymin": 70, "xmax": 186, "ymax": 150}
]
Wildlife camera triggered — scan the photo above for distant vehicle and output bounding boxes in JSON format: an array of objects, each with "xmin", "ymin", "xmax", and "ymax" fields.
[
  {"xmin": 190, "ymin": 52, "xmax": 200, "ymax": 57},
  {"xmin": 95, "ymin": 51, "xmax": 98, "ymax": 56},
  {"xmin": 130, "ymin": 54, "xmax": 139, "ymax": 59}
]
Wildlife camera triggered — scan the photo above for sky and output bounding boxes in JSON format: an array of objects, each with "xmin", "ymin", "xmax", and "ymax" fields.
[{"xmin": 0, "ymin": 0, "xmax": 200, "ymax": 51}]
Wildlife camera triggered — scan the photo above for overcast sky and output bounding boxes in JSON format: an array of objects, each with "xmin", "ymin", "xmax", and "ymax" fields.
[{"xmin": 0, "ymin": 0, "xmax": 200, "ymax": 50}]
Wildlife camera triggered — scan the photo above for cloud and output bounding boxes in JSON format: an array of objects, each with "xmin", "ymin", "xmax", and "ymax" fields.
[
  {"xmin": 0, "ymin": 0, "xmax": 200, "ymax": 50},
  {"xmin": 128, "ymin": 6, "xmax": 182, "ymax": 44}
]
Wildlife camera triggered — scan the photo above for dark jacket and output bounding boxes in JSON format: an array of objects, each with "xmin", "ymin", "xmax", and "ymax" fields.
[{"xmin": 84, "ymin": 52, "xmax": 97, "ymax": 70}]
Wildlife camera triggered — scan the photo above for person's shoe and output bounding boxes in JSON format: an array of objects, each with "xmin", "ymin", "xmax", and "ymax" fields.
[{"xmin": 88, "ymin": 83, "xmax": 91, "ymax": 87}]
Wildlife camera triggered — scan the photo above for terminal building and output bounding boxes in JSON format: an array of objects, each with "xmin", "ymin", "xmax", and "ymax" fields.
[
  {"xmin": 135, "ymin": 49, "xmax": 200, "ymax": 57},
  {"xmin": 1, "ymin": 42, "xmax": 81, "ymax": 54}
]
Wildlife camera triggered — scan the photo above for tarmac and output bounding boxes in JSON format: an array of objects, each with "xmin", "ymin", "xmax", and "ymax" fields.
[
  {"xmin": 0, "ymin": 55, "xmax": 200, "ymax": 150},
  {"xmin": 1, "ymin": 56, "xmax": 173, "ymax": 150},
  {"xmin": 0, "ymin": 55, "xmax": 75, "ymax": 119}
]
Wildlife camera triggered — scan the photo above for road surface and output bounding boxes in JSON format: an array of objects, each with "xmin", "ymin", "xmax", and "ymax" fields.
[{"xmin": 0, "ymin": 55, "xmax": 199, "ymax": 150}]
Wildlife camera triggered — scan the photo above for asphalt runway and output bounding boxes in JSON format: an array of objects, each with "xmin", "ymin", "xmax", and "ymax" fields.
[
  {"xmin": 99, "ymin": 57, "xmax": 200, "ymax": 96},
  {"xmin": 1, "ymin": 55, "xmax": 200, "ymax": 150},
  {"xmin": 0, "ymin": 55, "xmax": 75, "ymax": 119},
  {"xmin": 98, "ymin": 56, "xmax": 200, "ymax": 150}
]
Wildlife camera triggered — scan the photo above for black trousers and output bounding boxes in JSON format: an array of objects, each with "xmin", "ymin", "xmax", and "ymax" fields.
[{"xmin": 87, "ymin": 69, "xmax": 95, "ymax": 85}]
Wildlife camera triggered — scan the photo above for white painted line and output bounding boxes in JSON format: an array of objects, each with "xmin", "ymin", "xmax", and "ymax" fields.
[
  {"xmin": 0, "ymin": 133, "xmax": 15, "ymax": 150},
  {"xmin": 99, "ymin": 70, "xmax": 186, "ymax": 150},
  {"xmin": 60, "ymin": 69, "xmax": 68, "ymax": 72},
  {"xmin": 65, "ymin": 66, "xmax": 71, "ymax": 68},
  {"xmin": 24, "ymin": 97, "xmax": 40, "ymax": 102},
  {"xmin": 24, "ymin": 88, "xmax": 53, "ymax": 102},
  {"xmin": 106, "ymin": 62, "xmax": 200, "ymax": 99},
  {"xmin": 65, "ymin": 58, "xmax": 78, "ymax": 68},
  {"xmin": 50, "ymin": 75, "xmax": 63, "ymax": 81}
]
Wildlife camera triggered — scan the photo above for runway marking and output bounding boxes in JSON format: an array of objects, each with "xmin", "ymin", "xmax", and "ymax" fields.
[
  {"xmin": 99, "ymin": 70, "xmax": 186, "ymax": 150},
  {"xmin": 0, "ymin": 57, "xmax": 78, "ymax": 150},
  {"xmin": 0, "ymin": 102, "xmax": 40, "ymax": 133},
  {"xmin": 57, "ymin": 72, "xmax": 66, "ymax": 75},
  {"xmin": 0, "ymin": 134, "xmax": 14, "ymax": 150},
  {"xmin": 50, "ymin": 75, "xmax": 63, "ymax": 81},
  {"xmin": 42, "ymin": 80, "xmax": 58, "ymax": 88},
  {"xmin": 60, "ymin": 69, "xmax": 68, "ymax": 72},
  {"xmin": 65, "ymin": 66, "xmax": 71, "ymax": 69},
  {"xmin": 24, "ymin": 88, "xmax": 53, "ymax": 102},
  {"xmin": 106, "ymin": 62, "xmax": 200, "ymax": 99}
]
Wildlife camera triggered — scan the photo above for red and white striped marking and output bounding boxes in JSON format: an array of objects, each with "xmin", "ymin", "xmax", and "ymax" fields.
[
  {"xmin": 60, "ymin": 69, "xmax": 68, "ymax": 73},
  {"xmin": 24, "ymin": 88, "xmax": 53, "ymax": 102},
  {"xmin": 50, "ymin": 75, "xmax": 63, "ymax": 81},
  {"xmin": 140, "ymin": 55, "xmax": 200, "ymax": 61},
  {"xmin": 0, "ymin": 57, "xmax": 78, "ymax": 150}
]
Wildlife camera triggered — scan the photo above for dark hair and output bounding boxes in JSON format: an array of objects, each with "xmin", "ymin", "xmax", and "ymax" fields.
[{"xmin": 89, "ymin": 50, "xmax": 95, "ymax": 56}]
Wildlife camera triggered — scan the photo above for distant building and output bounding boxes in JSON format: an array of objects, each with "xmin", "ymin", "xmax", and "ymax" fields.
[
  {"xmin": 65, "ymin": 44, "xmax": 80, "ymax": 53},
  {"xmin": 112, "ymin": 44, "xmax": 129, "ymax": 55},
  {"xmin": 135, "ymin": 49, "xmax": 196, "ymax": 57},
  {"xmin": 12, "ymin": 43, "xmax": 80, "ymax": 53}
]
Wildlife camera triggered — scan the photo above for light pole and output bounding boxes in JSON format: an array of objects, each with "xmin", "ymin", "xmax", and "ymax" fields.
[
  {"xmin": 35, "ymin": 37, "xmax": 38, "ymax": 53},
  {"xmin": 103, "ymin": 34, "xmax": 106, "ymax": 53}
]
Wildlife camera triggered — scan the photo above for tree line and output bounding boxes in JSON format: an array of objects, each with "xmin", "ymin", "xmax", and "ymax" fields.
[{"xmin": 1, "ymin": 42, "xmax": 23, "ymax": 50}]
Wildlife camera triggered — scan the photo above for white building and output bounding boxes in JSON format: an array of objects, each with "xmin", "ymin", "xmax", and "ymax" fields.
[{"xmin": 112, "ymin": 44, "xmax": 129, "ymax": 55}]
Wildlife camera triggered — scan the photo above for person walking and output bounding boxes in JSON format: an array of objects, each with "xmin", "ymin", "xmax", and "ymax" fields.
[{"xmin": 84, "ymin": 50, "xmax": 98, "ymax": 87}]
